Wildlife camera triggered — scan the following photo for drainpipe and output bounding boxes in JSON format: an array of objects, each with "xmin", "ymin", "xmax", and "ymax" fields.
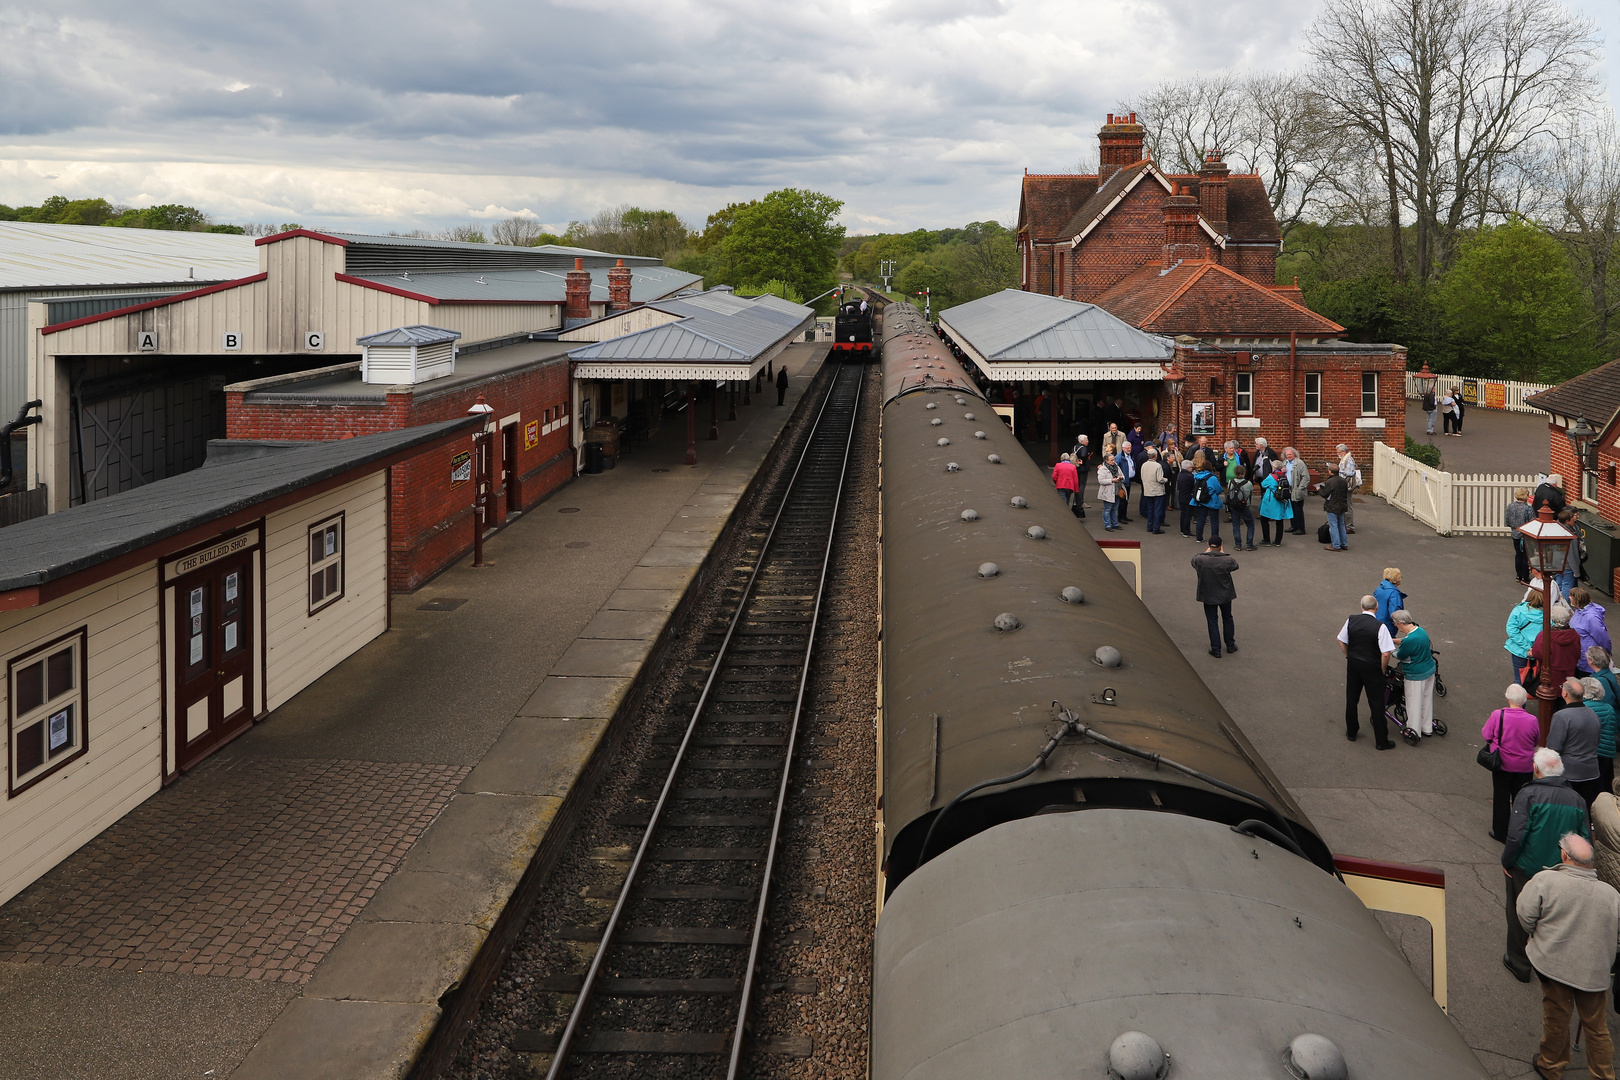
[{"xmin": 0, "ymin": 400, "xmax": 42, "ymax": 491}]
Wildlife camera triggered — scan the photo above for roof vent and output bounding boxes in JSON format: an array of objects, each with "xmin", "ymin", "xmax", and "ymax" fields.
[
  {"xmin": 1061, "ymin": 586, "xmax": 1084, "ymax": 603},
  {"xmin": 975, "ymin": 430, "xmax": 987, "ymax": 439},
  {"xmin": 988, "ymin": 454, "xmax": 1002, "ymax": 464},
  {"xmin": 938, "ymin": 438, "xmax": 951, "ymax": 446},
  {"xmin": 357, "ymin": 325, "xmax": 461, "ymax": 384},
  {"xmin": 931, "ymin": 418, "xmax": 943, "ymax": 426},
  {"xmin": 1283, "ymin": 1034, "xmax": 1347, "ymax": 1080},
  {"xmin": 946, "ymin": 462, "xmax": 960, "ymax": 472},
  {"xmin": 961, "ymin": 509, "xmax": 979, "ymax": 521},
  {"xmin": 1094, "ymin": 646, "xmax": 1122, "ymax": 667},
  {"xmin": 978, "ymin": 562, "xmax": 999, "ymax": 577},
  {"xmin": 993, "ymin": 612, "xmax": 1021, "ymax": 631},
  {"xmin": 926, "ymin": 402, "xmax": 937, "ymax": 409},
  {"xmin": 1010, "ymin": 497, "xmax": 1027, "ymax": 508},
  {"xmin": 1027, "ymin": 526, "xmax": 1046, "ymax": 539},
  {"xmin": 964, "ymin": 412, "xmax": 976, "ymax": 420},
  {"xmin": 1107, "ymin": 1031, "xmax": 1169, "ymax": 1080}
]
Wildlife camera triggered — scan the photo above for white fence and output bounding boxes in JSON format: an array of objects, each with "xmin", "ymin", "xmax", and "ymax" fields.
[
  {"xmin": 1403, "ymin": 372, "xmax": 1550, "ymax": 414},
  {"xmin": 1371, "ymin": 441, "xmax": 1539, "ymax": 536}
]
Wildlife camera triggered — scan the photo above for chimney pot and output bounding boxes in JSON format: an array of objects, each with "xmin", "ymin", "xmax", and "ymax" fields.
[
  {"xmin": 1097, "ymin": 111, "xmax": 1147, "ymax": 182},
  {"xmin": 566, "ymin": 257, "xmax": 593, "ymax": 320}
]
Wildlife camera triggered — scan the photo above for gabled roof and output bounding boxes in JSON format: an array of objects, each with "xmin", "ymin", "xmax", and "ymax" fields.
[
  {"xmin": 0, "ymin": 419, "xmax": 474, "ymax": 596},
  {"xmin": 1525, "ymin": 359, "xmax": 1620, "ymax": 428},
  {"xmin": 938, "ymin": 289, "xmax": 1173, "ymax": 361},
  {"xmin": 1093, "ymin": 261, "xmax": 1343, "ymax": 337},
  {"xmin": 567, "ymin": 292, "xmax": 813, "ymax": 369},
  {"xmin": 340, "ymin": 265, "xmax": 701, "ymax": 305},
  {"xmin": 0, "ymin": 221, "xmax": 258, "ymax": 292},
  {"xmin": 1059, "ymin": 162, "xmax": 1168, "ymax": 240},
  {"xmin": 1017, "ymin": 174, "xmax": 1099, "ymax": 241},
  {"xmin": 356, "ymin": 325, "xmax": 461, "ymax": 347}
]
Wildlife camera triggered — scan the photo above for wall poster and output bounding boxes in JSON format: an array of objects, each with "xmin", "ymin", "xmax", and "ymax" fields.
[{"xmin": 1190, "ymin": 402, "xmax": 1217, "ymax": 436}]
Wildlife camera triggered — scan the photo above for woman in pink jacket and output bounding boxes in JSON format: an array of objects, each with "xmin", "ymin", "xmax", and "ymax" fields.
[
  {"xmin": 1483, "ymin": 684, "xmax": 1543, "ymax": 842},
  {"xmin": 1052, "ymin": 454, "xmax": 1080, "ymax": 513}
]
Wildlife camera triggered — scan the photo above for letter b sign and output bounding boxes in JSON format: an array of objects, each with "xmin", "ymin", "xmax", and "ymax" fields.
[{"xmin": 222, "ymin": 332, "xmax": 242, "ymax": 351}]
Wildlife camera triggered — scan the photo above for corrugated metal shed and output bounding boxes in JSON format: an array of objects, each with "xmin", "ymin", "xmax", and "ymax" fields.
[
  {"xmin": 347, "ymin": 265, "xmax": 701, "ymax": 304},
  {"xmin": 0, "ymin": 222, "xmax": 257, "ymax": 292}
]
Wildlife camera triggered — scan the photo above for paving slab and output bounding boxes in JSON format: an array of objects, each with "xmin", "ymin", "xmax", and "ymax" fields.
[{"xmin": 0, "ymin": 344, "xmax": 831, "ymax": 1079}]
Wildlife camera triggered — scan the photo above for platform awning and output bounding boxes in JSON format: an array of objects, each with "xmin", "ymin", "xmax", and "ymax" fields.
[
  {"xmin": 938, "ymin": 289, "xmax": 1172, "ymax": 382},
  {"xmin": 568, "ymin": 291, "xmax": 813, "ymax": 381}
]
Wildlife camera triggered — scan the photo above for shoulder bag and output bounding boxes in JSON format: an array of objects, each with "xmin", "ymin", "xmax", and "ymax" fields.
[{"xmin": 1476, "ymin": 709, "xmax": 1503, "ymax": 771}]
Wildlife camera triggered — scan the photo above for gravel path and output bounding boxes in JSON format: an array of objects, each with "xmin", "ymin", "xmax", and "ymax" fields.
[{"xmin": 441, "ymin": 364, "xmax": 878, "ymax": 1080}]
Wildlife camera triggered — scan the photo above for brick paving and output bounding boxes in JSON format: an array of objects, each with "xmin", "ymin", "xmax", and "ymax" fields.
[{"xmin": 0, "ymin": 757, "xmax": 467, "ymax": 984}]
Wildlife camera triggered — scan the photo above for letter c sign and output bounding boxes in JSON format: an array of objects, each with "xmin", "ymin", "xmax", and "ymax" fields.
[{"xmin": 305, "ymin": 331, "xmax": 324, "ymax": 351}]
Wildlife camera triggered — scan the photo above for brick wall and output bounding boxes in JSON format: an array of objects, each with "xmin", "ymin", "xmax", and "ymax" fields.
[
  {"xmin": 1164, "ymin": 346, "xmax": 1406, "ymax": 476},
  {"xmin": 1221, "ymin": 244, "xmax": 1279, "ymax": 288},
  {"xmin": 1070, "ymin": 183, "xmax": 1204, "ymax": 301},
  {"xmin": 226, "ymin": 358, "xmax": 574, "ymax": 590}
]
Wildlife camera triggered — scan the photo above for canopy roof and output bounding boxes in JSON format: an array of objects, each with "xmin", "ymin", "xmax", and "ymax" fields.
[{"xmin": 938, "ymin": 289, "xmax": 1172, "ymax": 381}]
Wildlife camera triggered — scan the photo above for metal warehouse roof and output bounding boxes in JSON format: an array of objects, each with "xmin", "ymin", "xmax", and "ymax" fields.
[
  {"xmin": 349, "ymin": 265, "xmax": 702, "ymax": 304},
  {"xmin": 0, "ymin": 419, "xmax": 476, "ymax": 595},
  {"xmin": 323, "ymin": 233, "xmax": 660, "ymax": 266},
  {"xmin": 0, "ymin": 221, "xmax": 258, "ymax": 291},
  {"xmin": 937, "ymin": 288, "xmax": 1172, "ymax": 382},
  {"xmin": 568, "ymin": 293, "xmax": 813, "ymax": 379}
]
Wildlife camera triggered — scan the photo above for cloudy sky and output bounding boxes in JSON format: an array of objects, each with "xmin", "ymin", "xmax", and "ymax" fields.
[{"xmin": 2, "ymin": 0, "xmax": 1617, "ymax": 236}]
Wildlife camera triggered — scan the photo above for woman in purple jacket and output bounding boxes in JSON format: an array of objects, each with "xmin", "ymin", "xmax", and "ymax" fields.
[
  {"xmin": 1570, "ymin": 587, "xmax": 1612, "ymax": 673},
  {"xmin": 1483, "ymin": 684, "xmax": 1542, "ymax": 842}
]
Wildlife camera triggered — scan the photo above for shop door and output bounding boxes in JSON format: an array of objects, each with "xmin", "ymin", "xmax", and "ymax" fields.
[
  {"xmin": 174, "ymin": 553, "xmax": 254, "ymax": 769},
  {"xmin": 503, "ymin": 424, "xmax": 520, "ymax": 513}
]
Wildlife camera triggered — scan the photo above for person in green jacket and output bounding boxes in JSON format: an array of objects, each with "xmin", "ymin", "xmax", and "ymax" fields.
[
  {"xmin": 1502, "ymin": 748, "xmax": 1592, "ymax": 982},
  {"xmin": 1393, "ymin": 610, "xmax": 1437, "ymax": 737},
  {"xmin": 1506, "ymin": 592, "xmax": 1543, "ymax": 687},
  {"xmin": 1583, "ymin": 675, "xmax": 1619, "ymax": 797}
]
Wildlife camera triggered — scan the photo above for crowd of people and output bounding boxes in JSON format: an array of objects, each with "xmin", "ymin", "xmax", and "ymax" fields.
[{"xmin": 1053, "ymin": 429, "xmax": 1366, "ymax": 551}]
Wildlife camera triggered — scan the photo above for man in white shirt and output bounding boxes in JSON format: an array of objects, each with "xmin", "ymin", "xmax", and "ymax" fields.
[{"xmin": 1339, "ymin": 595, "xmax": 1396, "ymax": 748}]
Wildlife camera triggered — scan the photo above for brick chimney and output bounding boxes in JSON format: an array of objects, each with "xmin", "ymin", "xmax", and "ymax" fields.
[
  {"xmin": 565, "ymin": 257, "xmax": 592, "ymax": 321},
  {"xmin": 1163, "ymin": 185, "xmax": 1203, "ymax": 266},
  {"xmin": 607, "ymin": 258, "xmax": 633, "ymax": 312},
  {"xmin": 1098, "ymin": 112, "xmax": 1146, "ymax": 182},
  {"xmin": 1197, "ymin": 149, "xmax": 1229, "ymax": 231}
]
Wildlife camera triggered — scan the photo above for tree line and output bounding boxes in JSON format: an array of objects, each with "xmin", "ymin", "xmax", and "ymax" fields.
[
  {"xmin": 0, "ymin": 196, "xmax": 272, "ymax": 233},
  {"xmin": 1121, "ymin": 0, "xmax": 1615, "ymax": 383},
  {"xmin": 839, "ymin": 223, "xmax": 1020, "ymax": 310}
]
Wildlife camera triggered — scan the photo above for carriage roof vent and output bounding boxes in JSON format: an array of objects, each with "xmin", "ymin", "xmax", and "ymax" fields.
[
  {"xmin": 1283, "ymin": 1034, "xmax": 1347, "ymax": 1079},
  {"xmin": 1107, "ymin": 1030, "xmax": 1169, "ymax": 1080}
]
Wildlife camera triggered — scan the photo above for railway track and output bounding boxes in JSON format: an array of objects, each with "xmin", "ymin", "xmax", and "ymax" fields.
[{"xmin": 499, "ymin": 362, "xmax": 865, "ymax": 1079}]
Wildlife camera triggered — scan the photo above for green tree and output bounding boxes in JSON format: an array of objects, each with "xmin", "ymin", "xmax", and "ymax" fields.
[
  {"xmin": 1437, "ymin": 218, "xmax": 1594, "ymax": 381},
  {"xmin": 111, "ymin": 204, "xmax": 213, "ymax": 230},
  {"xmin": 894, "ymin": 256, "xmax": 953, "ymax": 305},
  {"xmin": 711, "ymin": 189, "xmax": 844, "ymax": 298}
]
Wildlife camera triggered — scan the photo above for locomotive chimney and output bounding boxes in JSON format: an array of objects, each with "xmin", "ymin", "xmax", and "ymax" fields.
[
  {"xmin": 1098, "ymin": 112, "xmax": 1146, "ymax": 182},
  {"xmin": 565, "ymin": 257, "xmax": 593, "ymax": 321}
]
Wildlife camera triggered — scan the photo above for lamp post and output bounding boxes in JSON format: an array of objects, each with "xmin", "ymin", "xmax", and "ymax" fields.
[
  {"xmin": 468, "ymin": 395, "xmax": 495, "ymax": 568},
  {"xmin": 1161, "ymin": 359, "xmax": 1186, "ymax": 451},
  {"xmin": 1413, "ymin": 362, "xmax": 1439, "ymax": 441},
  {"xmin": 1567, "ymin": 415, "xmax": 1597, "ymax": 499},
  {"xmin": 1518, "ymin": 504, "xmax": 1576, "ymax": 744}
]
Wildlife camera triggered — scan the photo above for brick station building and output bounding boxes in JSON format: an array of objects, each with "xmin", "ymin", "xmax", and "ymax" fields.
[{"xmin": 1013, "ymin": 112, "xmax": 1407, "ymax": 468}]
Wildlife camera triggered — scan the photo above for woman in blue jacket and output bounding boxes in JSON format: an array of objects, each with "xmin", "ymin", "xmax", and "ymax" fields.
[
  {"xmin": 1374, "ymin": 568, "xmax": 1406, "ymax": 636},
  {"xmin": 1258, "ymin": 464, "xmax": 1293, "ymax": 546},
  {"xmin": 1504, "ymin": 591, "xmax": 1543, "ymax": 686}
]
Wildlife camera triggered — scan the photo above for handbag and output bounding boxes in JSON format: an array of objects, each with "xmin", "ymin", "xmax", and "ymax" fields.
[{"xmin": 1476, "ymin": 709, "xmax": 1503, "ymax": 771}]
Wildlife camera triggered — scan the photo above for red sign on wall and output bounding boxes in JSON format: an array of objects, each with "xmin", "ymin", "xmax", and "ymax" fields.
[{"xmin": 524, "ymin": 419, "xmax": 539, "ymax": 449}]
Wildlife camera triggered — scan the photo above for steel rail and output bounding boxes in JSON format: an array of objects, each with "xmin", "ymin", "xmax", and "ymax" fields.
[
  {"xmin": 726, "ymin": 364, "xmax": 863, "ymax": 1078},
  {"xmin": 544, "ymin": 363, "xmax": 862, "ymax": 1080}
]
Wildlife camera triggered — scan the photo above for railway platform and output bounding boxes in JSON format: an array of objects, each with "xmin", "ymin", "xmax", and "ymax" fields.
[{"xmin": 0, "ymin": 345, "xmax": 829, "ymax": 1080}]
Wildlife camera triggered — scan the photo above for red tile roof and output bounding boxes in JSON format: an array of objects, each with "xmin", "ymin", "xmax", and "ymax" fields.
[
  {"xmin": 1059, "ymin": 163, "xmax": 1164, "ymax": 239},
  {"xmin": 1093, "ymin": 260, "xmax": 1344, "ymax": 337},
  {"xmin": 1018, "ymin": 174, "xmax": 1099, "ymax": 241},
  {"xmin": 1526, "ymin": 359, "xmax": 1620, "ymax": 427}
]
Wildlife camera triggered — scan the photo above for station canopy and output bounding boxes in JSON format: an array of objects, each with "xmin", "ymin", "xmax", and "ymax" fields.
[
  {"xmin": 567, "ymin": 291, "xmax": 814, "ymax": 381},
  {"xmin": 938, "ymin": 289, "xmax": 1173, "ymax": 382}
]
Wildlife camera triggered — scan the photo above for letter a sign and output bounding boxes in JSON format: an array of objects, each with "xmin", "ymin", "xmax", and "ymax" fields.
[{"xmin": 137, "ymin": 331, "xmax": 159, "ymax": 352}]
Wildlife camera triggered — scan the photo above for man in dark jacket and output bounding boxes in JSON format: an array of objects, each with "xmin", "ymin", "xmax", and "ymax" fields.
[
  {"xmin": 1176, "ymin": 461, "xmax": 1197, "ymax": 537},
  {"xmin": 1191, "ymin": 538, "xmax": 1239, "ymax": 658},
  {"xmin": 1549, "ymin": 678, "xmax": 1604, "ymax": 805},
  {"xmin": 1502, "ymin": 747, "xmax": 1592, "ymax": 982},
  {"xmin": 776, "ymin": 365, "xmax": 790, "ymax": 405},
  {"xmin": 1337, "ymin": 596, "xmax": 1394, "ymax": 747},
  {"xmin": 1533, "ymin": 476, "xmax": 1567, "ymax": 516},
  {"xmin": 1318, "ymin": 467, "xmax": 1350, "ymax": 551}
]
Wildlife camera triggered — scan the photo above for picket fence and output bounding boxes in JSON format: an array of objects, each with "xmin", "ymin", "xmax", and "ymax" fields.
[
  {"xmin": 1403, "ymin": 372, "xmax": 1551, "ymax": 415},
  {"xmin": 1371, "ymin": 441, "xmax": 1538, "ymax": 536}
]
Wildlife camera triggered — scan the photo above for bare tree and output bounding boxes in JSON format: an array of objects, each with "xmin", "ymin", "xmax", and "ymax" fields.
[
  {"xmin": 436, "ymin": 224, "xmax": 487, "ymax": 243},
  {"xmin": 490, "ymin": 216, "xmax": 544, "ymax": 247},
  {"xmin": 1307, "ymin": 0, "xmax": 1598, "ymax": 280},
  {"xmin": 1553, "ymin": 112, "xmax": 1620, "ymax": 352},
  {"xmin": 1136, "ymin": 75, "xmax": 1257, "ymax": 174},
  {"xmin": 1246, "ymin": 73, "xmax": 1343, "ymax": 237}
]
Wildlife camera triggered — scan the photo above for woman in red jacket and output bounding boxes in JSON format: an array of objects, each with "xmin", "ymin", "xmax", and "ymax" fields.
[
  {"xmin": 1531, "ymin": 605, "xmax": 1584, "ymax": 691},
  {"xmin": 1052, "ymin": 454, "xmax": 1080, "ymax": 514}
]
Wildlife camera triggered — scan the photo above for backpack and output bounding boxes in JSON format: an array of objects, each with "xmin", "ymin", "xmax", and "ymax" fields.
[
  {"xmin": 1193, "ymin": 473, "xmax": 1224, "ymax": 506},
  {"xmin": 1273, "ymin": 477, "xmax": 1292, "ymax": 503},
  {"xmin": 1225, "ymin": 479, "xmax": 1252, "ymax": 510},
  {"xmin": 1422, "ymin": 390, "xmax": 1436, "ymax": 411}
]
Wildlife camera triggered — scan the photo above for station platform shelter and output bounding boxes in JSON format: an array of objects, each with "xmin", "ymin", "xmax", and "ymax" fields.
[{"xmin": 936, "ymin": 289, "xmax": 1173, "ymax": 464}]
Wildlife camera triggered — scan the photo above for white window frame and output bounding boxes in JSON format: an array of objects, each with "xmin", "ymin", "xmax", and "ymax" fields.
[
  {"xmin": 1234, "ymin": 371, "xmax": 1253, "ymax": 415},
  {"xmin": 1361, "ymin": 372, "xmax": 1379, "ymax": 416},
  {"xmin": 8, "ymin": 628, "xmax": 88, "ymax": 796},
  {"xmin": 308, "ymin": 513, "xmax": 345, "ymax": 615},
  {"xmin": 1303, "ymin": 372, "xmax": 1322, "ymax": 416}
]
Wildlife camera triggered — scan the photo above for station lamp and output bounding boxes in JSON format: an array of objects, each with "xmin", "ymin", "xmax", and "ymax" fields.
[
  {"xmin": 1517, "ymin": 504, "xmax": 1576, "ymax": 743},
  {"xmin": 468, "ymin": 395, "xmax": 495, "ymax": 567},
  {"xmin": 1412, "ymin": 361, "xmax": 1439, "ymax": 400},
  {"xmin": 1566, "ymin": 415, "xmax": 1598, "ymax": 471},
  {"xmin": 1161, "ymin": 360, "xmax": 1186, "ymax": 444}
]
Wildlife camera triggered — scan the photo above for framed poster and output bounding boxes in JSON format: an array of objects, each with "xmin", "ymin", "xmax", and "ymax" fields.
[
  {"xmin": 450, "ymin": 451, "xmax": 472, "ymax": 486},
  {"xmin": 524, "ymin": 419, "xmax": 540, "ymax": 449},
  {"xmin": 1190, "ymin": 401, "xmax": 1217, "ymax": 436}
]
